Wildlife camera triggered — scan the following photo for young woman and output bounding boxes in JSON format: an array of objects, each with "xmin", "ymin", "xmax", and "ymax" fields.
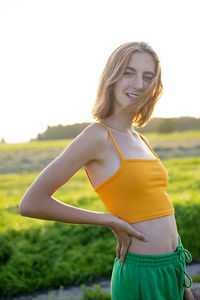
[{"xmin": 19, "ymin": 42, "xmax": 194, "ymax": 300}]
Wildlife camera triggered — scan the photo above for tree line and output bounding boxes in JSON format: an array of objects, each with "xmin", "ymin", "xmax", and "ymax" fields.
[{"xmin": 32, "ymin": 116, "xmax": 200, "ymax": 141}]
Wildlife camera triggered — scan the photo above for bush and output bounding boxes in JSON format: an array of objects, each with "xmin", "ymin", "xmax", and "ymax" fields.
[
  {"xmin": 0, "ymin": 224, "xmax": 115, "ymax": 298},
  {"xmin": 174, "ymin": 201, "xmax": 200, "ymax": 262},
  {"xmin": 81, "ymin": 284, "xmax": 111, "ymax": 300}
]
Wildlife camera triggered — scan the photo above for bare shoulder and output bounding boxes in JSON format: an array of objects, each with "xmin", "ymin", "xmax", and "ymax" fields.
[
  {"xmin": 62, "ymin": 122, "xmax": 110, "ymax": 163},
  {"xmin": 81, "ymin": 122, "xmax": 109, "ymax": 144},
  {"xmin": 56, "ymin": 122, "xmax": 109, "ymax": 164},
  {"xmin": 79, "ymin": 122, "xmax": 109, "ymax": 162}
]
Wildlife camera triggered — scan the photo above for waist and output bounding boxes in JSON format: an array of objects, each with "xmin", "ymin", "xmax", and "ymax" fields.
[{"xmin": 127, "ymin": 214, "xmax": 178, "ymax": 255}]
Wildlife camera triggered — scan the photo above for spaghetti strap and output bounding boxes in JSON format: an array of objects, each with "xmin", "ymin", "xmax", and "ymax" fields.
[
  {"xmin": 96, "ymin": 122, "xmax": 124, "ymax": 160},
  {"xmin": 138, "ymin": 133, "xmax": 159, "ymax": 159}
]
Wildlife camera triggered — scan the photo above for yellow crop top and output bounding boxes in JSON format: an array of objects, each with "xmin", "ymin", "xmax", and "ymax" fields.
[{"xmin": 84, "ymin": 122, "xmax": 175, "ymax": 223}]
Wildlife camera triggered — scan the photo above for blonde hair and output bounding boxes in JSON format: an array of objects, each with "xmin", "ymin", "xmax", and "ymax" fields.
[{"xmin": 92, "ymin": 42, "xmax": 163, "ymax": 127}]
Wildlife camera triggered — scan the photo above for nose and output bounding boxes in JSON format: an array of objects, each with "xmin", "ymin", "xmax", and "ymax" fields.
[{"xmin": 134, "ymin": 74, "xmax": 143, "ymax": 89}]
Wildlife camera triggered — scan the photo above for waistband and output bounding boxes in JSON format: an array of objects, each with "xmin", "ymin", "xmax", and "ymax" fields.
[{"xmin": 119, "ymin": 235, "xmax": 193, "ymax": 288}]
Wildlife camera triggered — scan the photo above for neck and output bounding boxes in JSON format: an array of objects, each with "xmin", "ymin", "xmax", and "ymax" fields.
[{"xmin": 101, "ymin": 111, "xmax": 137, "ymax": 134}]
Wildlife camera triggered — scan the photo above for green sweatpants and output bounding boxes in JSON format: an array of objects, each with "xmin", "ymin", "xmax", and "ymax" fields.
[{"xmin": 111, "ymin": 235, "xmax": 192, "ymax": 300}]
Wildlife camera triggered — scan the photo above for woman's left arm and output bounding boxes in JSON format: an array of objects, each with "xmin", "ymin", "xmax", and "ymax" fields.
[
  {"xmin": 184, "ymin": 287, "xmax": 195, "ymax": 300},
  {"xmin": 184, "ymin": 276, "xmax": 195, "ymax": 300}
]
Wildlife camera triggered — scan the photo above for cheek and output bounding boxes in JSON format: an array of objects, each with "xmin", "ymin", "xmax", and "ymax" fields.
[
  {"xmin": 113, "ymin": 85, "xmax": 121, "ymax": 99},
  {"xmin": 143, "ymin": 81, "xmax": 151, "ymax": 90},
  {"xmin": 115, "ymin": 78, "xmax": 131, "ymax": 92},
  {"xmin": 113, "ymin": 82, "xmax": 122, "ymax": 96}
]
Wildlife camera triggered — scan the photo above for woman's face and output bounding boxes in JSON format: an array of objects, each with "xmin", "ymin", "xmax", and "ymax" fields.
[{"xmin": 113, "ymin": 51, "xmax": 156, "ymax": 109}]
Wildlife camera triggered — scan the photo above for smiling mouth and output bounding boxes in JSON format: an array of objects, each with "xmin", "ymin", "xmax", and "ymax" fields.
[{"xmin": 126, "ymin": 93, "xmax": 139, "ymax": 99}]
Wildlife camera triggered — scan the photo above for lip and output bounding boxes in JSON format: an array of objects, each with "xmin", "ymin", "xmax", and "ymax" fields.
[{"xmin": 125, "ymin": 92, "xmax": 140, "ymax": 98}]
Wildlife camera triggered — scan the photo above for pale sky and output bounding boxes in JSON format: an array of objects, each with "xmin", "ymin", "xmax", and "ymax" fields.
[{"xmin": 0, "ymin": 0, "xmax": 200, "ymax": 143}]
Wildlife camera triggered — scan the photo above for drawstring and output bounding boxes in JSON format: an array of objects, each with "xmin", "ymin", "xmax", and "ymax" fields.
[{"xmin": 177, "ymin": 242, "xmax": 193, "ymax": 288}]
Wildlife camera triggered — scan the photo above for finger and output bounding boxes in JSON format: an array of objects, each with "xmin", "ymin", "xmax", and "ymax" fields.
[
  {"xmin": 120, "ymin": 245, "xmax": 128, "ymax": 266},
  {"xmin": 129, "ymin": 228, "xmax": 150, "ymax": 242},
  {"xmin": 116, "ymin": 242, "xmax": 121, "ymax": 259}
]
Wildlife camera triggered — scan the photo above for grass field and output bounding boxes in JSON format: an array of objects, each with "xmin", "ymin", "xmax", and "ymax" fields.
[{"xmin": 0, "ymin": 130, "xmax": 200, "ymax": 298}]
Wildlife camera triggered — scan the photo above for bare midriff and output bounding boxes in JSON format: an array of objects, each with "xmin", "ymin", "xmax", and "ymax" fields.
[{"xmin": 127, "ymin": 214, "xmax": 179, "ymax": 255}]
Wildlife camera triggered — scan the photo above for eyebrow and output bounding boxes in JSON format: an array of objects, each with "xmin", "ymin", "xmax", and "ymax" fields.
[{"xmin": 126, "ymin": 66, "xmax": 155, "ymax": 76}]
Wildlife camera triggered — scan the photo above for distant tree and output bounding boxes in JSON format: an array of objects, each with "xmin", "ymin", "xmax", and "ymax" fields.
[
  {"xmin": 34, "ymin": 122, "xmax": 91, "ymax": 140},
  {"xmin": 0, "ymin": 138, "xmax": 6, "ymax": 143},
  {"xmin": 157, "ymin": 118, "xmax": 178, "ymax": 133},
  {"xmin": 138, "ymin": 116, "xmax": 200, "ymax": 134},
  {"xmin": 37, "ymin": 134, "xmax": 42, "ymax": 140},
  {"xmin": 176, "ymin": 116, "xmax": 200, "ymax": 131}
]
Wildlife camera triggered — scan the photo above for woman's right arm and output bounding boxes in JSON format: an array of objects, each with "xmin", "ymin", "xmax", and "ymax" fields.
[{"xmin": 19, "ymin": 124, "xmax": 114, "ymax": 227}]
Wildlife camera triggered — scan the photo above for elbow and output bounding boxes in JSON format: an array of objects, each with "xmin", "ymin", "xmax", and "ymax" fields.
[
  {"xmin": 19, "ymin": 205, "xmax": 28, "ymax": 217},
  {"xmin": 19, "ymin": 198, "xmax": 31, "ymax": 216},
  {"xmin": 19, "ymin": 190, "xmax": 49, "ymax": 218},
  {"xmin": 19, "ymin": 207, "xmax": 27, "ymax": 216},
  {"xmin": 19, "ymin": 192, "xmax": 36, "ymax": 217}
]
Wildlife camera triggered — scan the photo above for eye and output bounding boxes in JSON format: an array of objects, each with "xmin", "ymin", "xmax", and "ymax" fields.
[
  {"xmin": 143, "ymin": 76, "xmax": 154, "ymax": 81},
  {"xmin": 124, "ymin": 71, "xmax": 135, "ymax": 77}
]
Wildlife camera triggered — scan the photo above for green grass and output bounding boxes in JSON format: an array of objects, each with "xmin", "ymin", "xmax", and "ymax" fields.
[
  {"xmin": 0, "ymin": 139, "xmax": 72, "ymax": 152},
  {"xmin": 164, "ymin": 157, "xmax": 200, "ymax": 204}
]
